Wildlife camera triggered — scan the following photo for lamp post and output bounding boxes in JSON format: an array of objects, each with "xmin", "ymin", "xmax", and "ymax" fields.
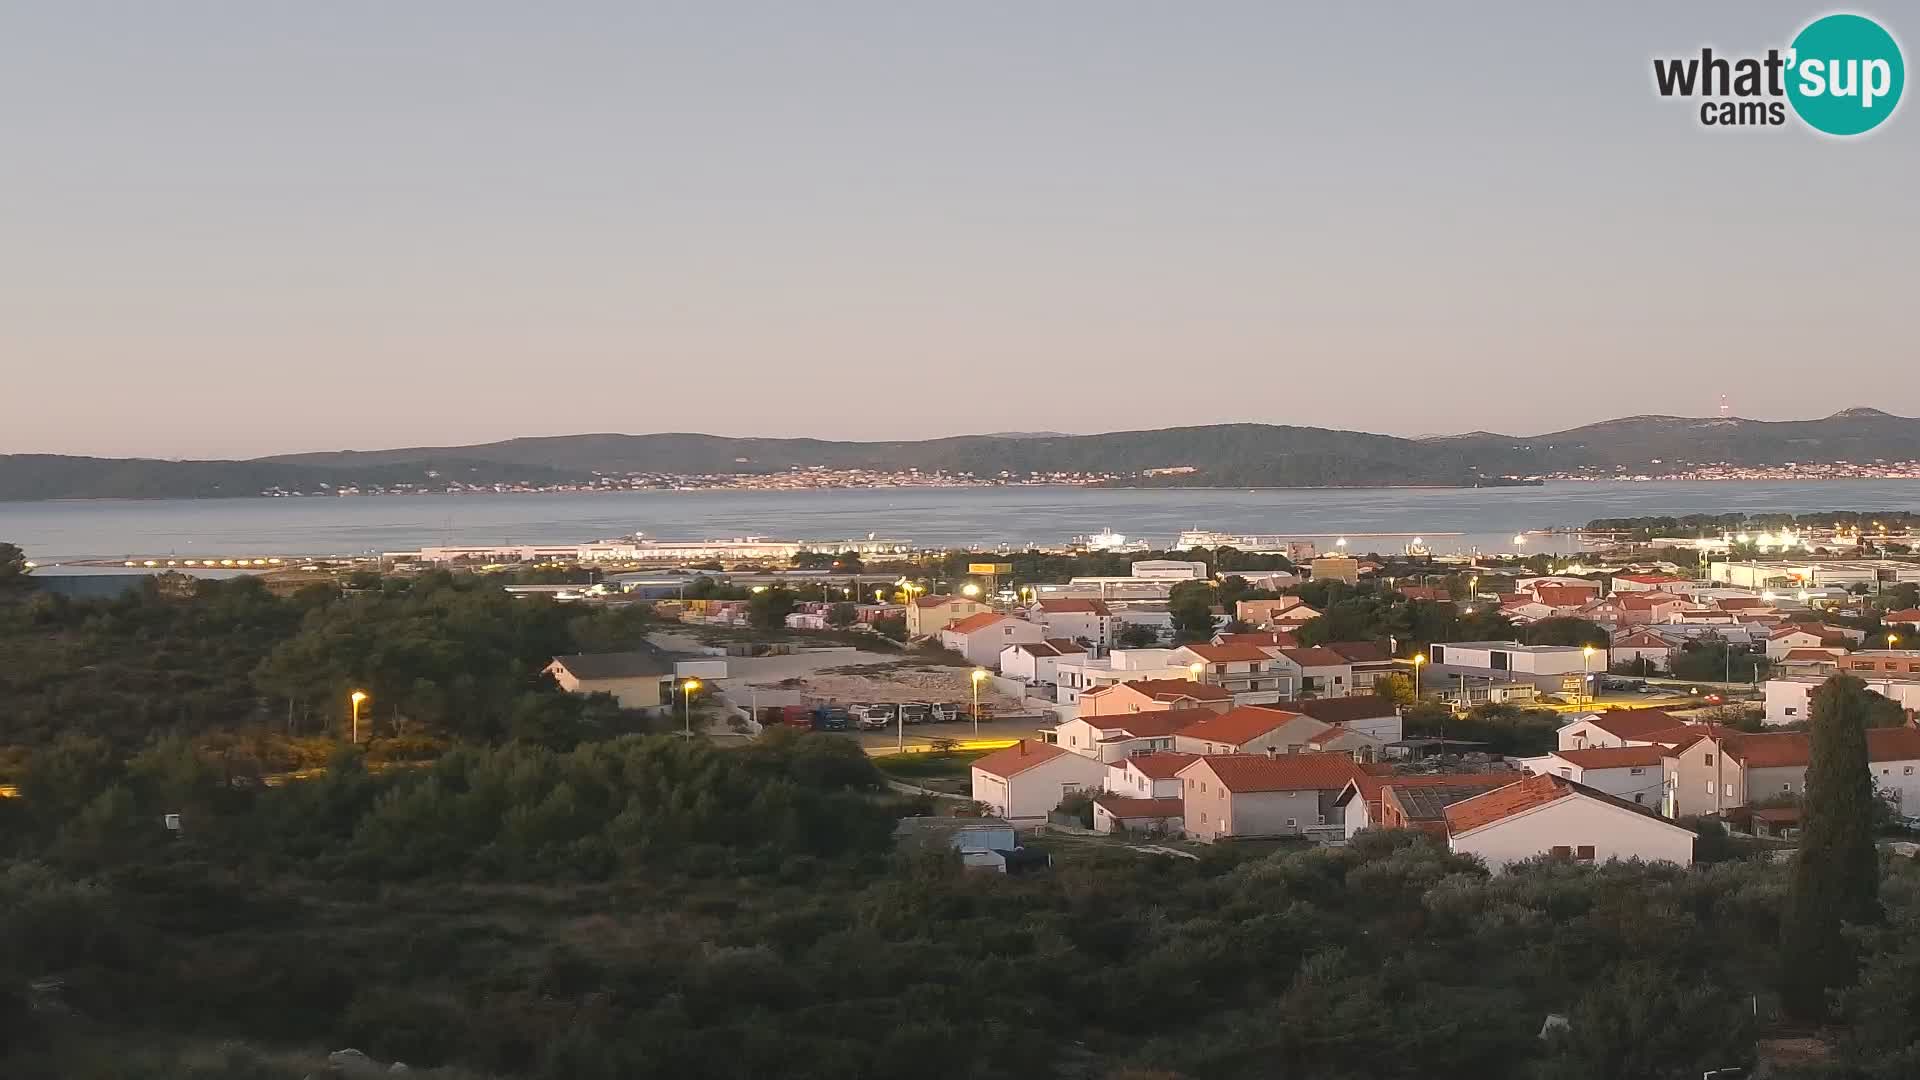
[
  {"xmin": 970, "ymin": 668, "xmax": 987, "ymax": 736},
  {"xmin": 349, "ymin": 690, "xmax": 368, "ymax": 744},
  {"xmin": 1411, "ymin": 653, "xmax": 1425, "ymax": 701},
  {"xmin": 1189, "ymin": 661, "xmax": 1205, "ymax": 683},
  {"xmin": 680, "ymin": 677, "xmax": 701, "ymax": 737},
  {"xmin": 1582, "ymin": 645, "xmax": 1596, "ymax": 705}
]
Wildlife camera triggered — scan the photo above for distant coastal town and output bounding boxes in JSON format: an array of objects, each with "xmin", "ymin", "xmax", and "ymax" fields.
[{"xmin": 257, "ymin": 459, "xmax": 1920, "ymax": 497}]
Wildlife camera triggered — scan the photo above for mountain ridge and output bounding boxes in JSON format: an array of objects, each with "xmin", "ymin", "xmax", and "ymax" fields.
[{"xmin": 4, "ymin": 409, "xmax": 1916, "ymax": 500}]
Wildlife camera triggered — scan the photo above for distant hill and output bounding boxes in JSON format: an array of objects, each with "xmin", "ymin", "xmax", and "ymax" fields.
[{"xmin": 4, "ymin": 408, "xmax": 1917, "ymax": 500}]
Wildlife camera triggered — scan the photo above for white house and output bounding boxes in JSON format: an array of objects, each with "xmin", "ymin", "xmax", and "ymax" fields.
[
  {"xmin": 998, "ymin": 639, "xmax": 1087, "ymax": 685},
  {"xmin": 969, "ymin": 740, "xmax": 1110, "ymax": 823},
  {"xmin": 1091, "ymin": 795, "xmax": 1184, "ymax": 835},
  {"xmin": 1443, "ymin": 773, "xmax": 1696, "ymax": 872},
  {"xmin": 1426, "ymin": 641, "xmax": 1607, "ymax": 696},
  {"xmin": 1610, "ymin": 629, "xmax": 1675, "ymax": 672},
  {"xmin": 1102, "ymin": 751, "xmax": 1199, "ymax": 798},
  {"xmin": 1520, "ymin": 745, "xmax": 1668, "ymax": 808},
  {"xmin": 1027, "ymin": 599, "xmax": 1120, "ymax": 654},
  {"xmin": 1556, "ymin": 709, "xmax": 1686, "ymax": 751},
  {"xmin": 1051, "ymin": 648, "xmax": 1190, "ymax": 704},
  {"xmin": 1291, "ymin": 696, "xmax": 1405, "ymax": 743},
  {"xmin": 1170, "ymin": 706, "xmax": 1385, "ymax": 760},
  {"xmin": 1169, "ymin": 643, "xmax": 1295, "ymax": 705},
  {"xmin": 1053, "ymin": 709, "xmax": 1209, "ymax": 762},
  {"xmin": 1178, "ymin": 753, "xmax": 1366, "ymax": 841},
  {"xmin": 940, "ymin": 613, "xmax": 1046, "ymax": 667},
  {"xmin": 1268, "ymin": 647, "xmax": 1355, "ymax": 699},
  {"xmin": 1765, "ymin": 675, "xmax": 1920, "ymax": 725}
]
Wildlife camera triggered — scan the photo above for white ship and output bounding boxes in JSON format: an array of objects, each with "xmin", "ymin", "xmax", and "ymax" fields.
[
  {"xmin": 1076, "ymin": 528, "xmax": 1151, "ymax": 552},
  {"xmin": 1175, "ymin": 530, "xmax": 1318, "ymax": 559}
]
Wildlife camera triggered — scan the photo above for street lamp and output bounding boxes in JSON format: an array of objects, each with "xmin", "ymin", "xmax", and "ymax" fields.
[
  {"xmin": 961, "ymin": 583, "xmax": 981, "ymax": 598},
  {"xmin": 970, "ymin": 668, "xmax": 988, "ymax": 735},
  {"xmin": 349, "ymin": 690, "xmax": 368, "ymax": 744},
  {"xmin": 1411, "ymin": 653, "xmax": 1425, "ymax": 700},
  {"xmin": 680, "ymin": 678, "xmax": 701, "ymax": 737},
  {"xmin": 1189, "ymin": 661, "xmax": 1205, "ymax": 682},
  {"xmin": 1582, "ymin": 645, "xmax": 1596, "ymax": 706}
]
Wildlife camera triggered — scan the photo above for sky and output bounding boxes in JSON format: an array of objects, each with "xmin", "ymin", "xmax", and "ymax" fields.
[{"xmin": 3, "ymin": 2, "xmax": 1916, "ymax": 459}]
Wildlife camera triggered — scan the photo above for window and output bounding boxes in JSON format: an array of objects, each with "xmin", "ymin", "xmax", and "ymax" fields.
[
  {"xmin": 1550, "ymin": 845, "xmax": 1572, "ymax": 858},
  {"xmin": 1558, "ymin": 767, "xmax": 1572, "ymax": 778},
  {"xmin": 1285, "ymin": 818, "xmax": 1297, "ymax": 828},
  {"xmin": 1785, "ymin": 707, "xmax": 1798, "ymax": 716},
  {"xmin": 1317, "ymin": 815, "xmax": 1327, "ymax": 826},
  {"xmin": 1782, "ymin": 783, "xmax": 1793, "ymax": 791},
  {"xmin": 1576, "ymin": 845, "xmax": 1595, "ymax": 862},
  {"xmin": 1634, "ymin": 793, "xmax": 1645, "ymax": 804},
  {"xmin": 1200, "ymin": 811, "xmax": 1207, "ymax": 823},
  {"xmin": 1725, "ymin": 783, "xmax": 1734, "ymax": 797},
  {"xmin": 1704, "ymin": 753, "xmax": 1713, "ymax": 766},
  {"xmin": 1706, "ymin": 780, "xmax": 1715, "ymax": 794},
  {"xmin": 1907, "ymin": 767, "xmax": 1916, "ymax": 776},
  {"xmin": 1069, "ymin": 735, "xmax": 1078, "ymax": 746},
  {"xmin": 1629, "ymin": 767, "xmax": 1645, "ymax": 776}
]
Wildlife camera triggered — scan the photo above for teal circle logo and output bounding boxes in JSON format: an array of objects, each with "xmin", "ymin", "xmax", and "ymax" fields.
[{"xmin": 1786, "ymin": 14, "xmax": 1904, "ymax": 135}]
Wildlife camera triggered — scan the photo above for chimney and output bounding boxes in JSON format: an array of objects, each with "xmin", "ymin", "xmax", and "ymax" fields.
[{"xmin": 1018, "ymin": 739, "xmax": 1027, "ymax": 756}]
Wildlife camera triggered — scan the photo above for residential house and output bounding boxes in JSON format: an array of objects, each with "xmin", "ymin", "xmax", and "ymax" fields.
[
  {"xmin": 1556, "ymin": 709, "xmax": 1686, "ymax": 751},
  {"xmin": 1054, "ymin": 709, "xmax": 1212, "ymax": 762},
  {"xmin": 907, "ymin": 594, "xmax": 990, "ymax": 638},
  {"xmin": 1882, "ymin": 607, "xmax": 1920, "ymax": 630},
  {"xmin": 1317, "ymin": 640, "xmax": 1398, "ymax": 692},
  {"xmin": 1333, "ymin": 770, "xmax": 1520, "ymax": 839},
  {"xmin": 1397, "ymin": 585, "xmax": 1453, "ymax": 603},
  {"xmin": 1291, "ymin": 694, "xmax": 1405, "ymax": 743},
  {"xmin": 1027, "ymin": 598, "xmax": 1120, "ymax": 654},
  {"xmin": 1613, "ymin": 573, "xmax": 1695, "ymax": 593},
  {"xmin": 1611, "ymin": 628, "xmax": 1676, "ymax": 671},
  {"xmin": 1308, "ymin": 555, "xmax": 1361, "ymax": 586},
  {"xmin": 998, "ymin": 639, "xmax": 1086, "ymax": 685},
  {"xmin": 1380, "ymin": 779, "xmax": 1522, "ymax": 836},
  {"xmin": 940, "ymin": 613, "xmax": 1046, "ymax": 666},
  {"xmin": 1522, "ymin": 745, "xmax": 1669, "ymax": 808},
  {"xmin": 1051, "ymin": 648, "xmax": 1189, "ymax": 704},
  {"xmin": 1212, "ymin": 629, "xmax": 1301, "ymax": 650},
  {"xmin": 970, "ymin": 740, "xmax": 1110, "ymax": 823},
  {"xmin": 1091, "ymin": 795, "xmax": 1185, "ymax": 835},
  {"xmin": 1530, "ymin": 582, "xmax": 1603, "ymax": 609},
  {"xmin": 1765, "ymin": 673, "xmax": 1920, "ymax": 725},
  {"xmin": 1170, "ymin": 706, "xmax": 1384, "ymax": 760},
  {"xmin": 1765, "ymin": 624, "xmax": 1855, "ymax": 660},
  {"xmin": 1103, "ymin": 751, "xmax": 1199, "ymax": 798},
  {"xmin": 546, "ymin": 650, "xmax": 675, "ymax": 710},
  {"xmin": 1774, "ymin": 648, "xmax": 1842, "ymax": 676},
  {"xmin": 1170, "ymin": 642, "xmax": 1295, "ymax": 704},
  {"xmin": 1837, "ymin": 649, "xmax": 1920, "ymax": 678},
  {"xmin": 1584, "ymin": 592, "xmax": 1692, "ymax": 627},
  {"xmin": 1445, "ymin": 773, "xmax": 1697, "ymax": 872},
  {"xmin": 1269, "ymin": 647, "xmax": 1355, "ymax": 698},
  {"xmin": 1661, "ymin": 724, "xmax": 1920, "ymax": 817},
  {"xmin": 1178, "ymin": 753, "xmax": 1366, "ymax": 840},
  {"xmin": 1077, "ymin": 678, "xmax": 1233, "ymax": 717},
  {"xmin": 1236, "ymin": 597, "xmax": 1312, "ymax": 628}
]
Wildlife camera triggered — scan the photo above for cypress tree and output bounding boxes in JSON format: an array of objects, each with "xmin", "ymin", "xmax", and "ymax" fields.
[{"xmin": 1779, "ymin": 674, "xmax": 1884, "ymax": 1021}]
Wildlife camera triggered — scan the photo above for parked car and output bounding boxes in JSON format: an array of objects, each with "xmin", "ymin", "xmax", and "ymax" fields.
[{"xmin": 898, "ymin": 702, "xmax": 932, "ymax": 725}]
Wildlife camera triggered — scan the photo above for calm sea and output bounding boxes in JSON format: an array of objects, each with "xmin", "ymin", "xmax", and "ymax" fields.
[{"xmin": 8, "ymin": 480, "xmax": 1920, "ymax": 563}]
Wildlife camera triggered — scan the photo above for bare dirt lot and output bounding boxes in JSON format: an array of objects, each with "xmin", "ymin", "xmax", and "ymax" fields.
[{"xmin": 648, "ymin": 632, "xmax": 1024, "ymax": 710}]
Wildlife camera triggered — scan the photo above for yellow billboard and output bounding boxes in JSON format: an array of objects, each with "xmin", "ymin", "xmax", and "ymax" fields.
[{"xmin": 968, "ymin": 562, "xmax": 1013, "ymax": 575}]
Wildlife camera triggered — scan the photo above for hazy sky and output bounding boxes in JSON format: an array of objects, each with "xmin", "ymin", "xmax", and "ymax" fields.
[{"xmin": 4, "ymin": 2, "xmax": 1915, "ymax": 459}]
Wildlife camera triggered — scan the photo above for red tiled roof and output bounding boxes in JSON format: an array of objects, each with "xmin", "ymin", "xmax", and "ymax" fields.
[
  {"xmin": 971, "ymin": 739, "xmax": 1073, "ymax": 779},
  {"xmin": 1181, "ymin": 642, "xmax": 1277, "ymax": 663},
  {"xmin": 1575, "ymin": 709, "xmax": 1685, "ymax": 741},
  {"xmin": 1092, "ymin": 795, "xmax": 1185, "ymax": 820},
  {"xmin": 1656, "ymin": 726, "xmax": 1920, "ymax": 770},
  {"xmin": 1884, "ymin": 608, "xmax": 1920, "ymax": 624},
  {"xmin": 1445, "ymin": 773, "xmax": 1599, "ymax": 834},
  {"xmin": 945, "ymin": 611, "xmax": 1017, "ymax": 635},
  {"xmin": 1781, "ymin": 648, "xmax": 1842, "ymax": 662},
  {"xmin": 1277, "ymin": 647, "xmax": 1349, "ymax": 667},
  {"xmin": 1121, "ymin": 751, "xmax": 1201, "ymax": 779},
  {"xmin": 1289, "ymin": 696, "xmax": 1398, "ymax": 724},
  {"xmin": 1044, "ymin": 638, "xmax": 1087, "ymax": 654},
  {"xmin": 1081, "ymin": 708, "xmax": 1218, "ymax": 737},
  {"xmin": 911, "ymin": 594, "xmax": 957, "ymax": 609},
  {"xmin": 1182, "ymin": 752, "xmax": 1366, "ymax": 793},
  {"xmin": 1215, "ymin": 630, "xmax": 1301, "ymax": 648},
  {"xmin": 1319, "ymin": 640, "xmax": 1393, "ymax": 664},
  {"xmin": 1612, "ymin": 630, "xmax": 1671, "ymax": 647},
  {"xmin": 1398, "ymin": 586, "xmax": 1452, "ymax": 602},
  {"xmin": 1552, "ymin": 745, "xmax": 1668, "ymax": 769},
  {"xmin": 1717, "ymin": 597, "xmax": 1773, "ymax": 610},
  {"xmin": 1619, "ymin": 594, "xmax": 1685, "ymax": 611},
  {"xmin": 1618, "ymin": 574, "xmax": 1690, "ymax": 585},
  {"xmin": 1037, "ymin": 598, "xmax": 1112, "ymax": 615},
  {"xmin": 1093, "ymin": 678, "xmax": 1232, "ymax": 702},
  {"xmin": 1770, "ymin": 625, "xmax": 1825, "ymax": 640},
  {"xmin": 1174, "ymin": 706, "xmax": 1301, "ymax": 746}
]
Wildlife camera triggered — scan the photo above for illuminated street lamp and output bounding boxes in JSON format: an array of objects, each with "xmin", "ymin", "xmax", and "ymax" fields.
[
  {"xmin": 1411, "ymin": 653, "xmax": 1425, "ymax": 700},
  {"xmin": 1189, "ymin": 661, "xmax": 1205, "ymax": 682},
  {"xmin": 970, "ymin": 668, "xmax": 988, "ymax": 735},
  {"xmin": 1582, "ymin": 645, "xmax": 1597, "ymax": 706},
  {"xmin": 961, "ymin": 583, "xmax": 981, "ymax": 598},
  {"xmin": 349, "ymin": 690, "xmax": 369, "ymax": 744},
  {"xmin": 680, "ymin": 678, "xmax": 701, "ymax": 737}
]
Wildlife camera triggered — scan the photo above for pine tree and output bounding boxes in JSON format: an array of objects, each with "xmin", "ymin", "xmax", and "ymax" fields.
[{"xmin": 1779, "ymin": 674, "xmax": 1884, "ymax": 1021}]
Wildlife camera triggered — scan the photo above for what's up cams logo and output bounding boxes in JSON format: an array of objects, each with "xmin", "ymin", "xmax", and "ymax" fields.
[{"xmin": 1654, "ymin": 12, "xmax": 1904, "ymax": 135}]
